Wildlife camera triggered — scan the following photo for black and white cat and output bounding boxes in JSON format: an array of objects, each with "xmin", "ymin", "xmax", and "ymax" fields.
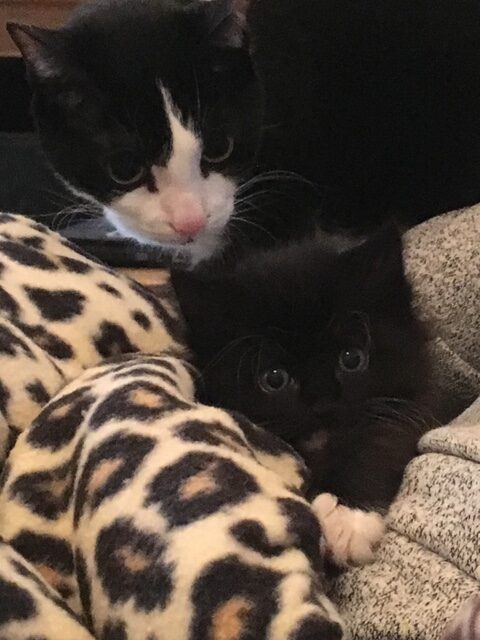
[
  {"xmin": 8, "ymin": 0, "xmax": 480, "ymax": 263},
  {"xmin": 172, "ymin": 227, "xmax": 436, "ymax": 564}
]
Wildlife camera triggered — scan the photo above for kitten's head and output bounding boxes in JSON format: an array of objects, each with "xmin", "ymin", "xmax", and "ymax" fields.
[
  {"xmin": 172, "ymin": 228, "xmax": 430, "ymax": 443},
  {"xmin": 8, "ymin": 0, "xmax": 262, "ymax": 263}
]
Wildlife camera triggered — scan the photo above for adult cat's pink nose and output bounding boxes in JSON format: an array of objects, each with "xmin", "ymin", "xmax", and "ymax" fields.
[{"xmin": 165, "ymin": 192, "xmax": 206, "ymax": 238}]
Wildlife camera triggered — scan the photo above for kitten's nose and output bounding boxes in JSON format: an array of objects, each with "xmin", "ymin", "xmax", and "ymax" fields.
[{"xmin": 164, "ymin": 191, "xmax": 206, "ymax": 238}]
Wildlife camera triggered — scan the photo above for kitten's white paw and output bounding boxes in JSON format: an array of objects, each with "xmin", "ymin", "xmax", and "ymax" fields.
[{"xmin": 312, "ymin": 493, "xmax": 386, "ymax": 567}]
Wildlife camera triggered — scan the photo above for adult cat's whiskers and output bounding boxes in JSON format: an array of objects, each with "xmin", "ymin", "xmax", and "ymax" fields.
[
  {"xmin": 231, "ymin": 215, "xmax": 278, "ymax": 243},
  {"xmin": 49, "ymin": 203, "xmax": 102, "ymax": 231},
  {"xmin": 42, "ymin": 186, "xmax": 85, "ymax": 210},
  {"xmin": 233, "ymin": 189, "xmax": 282, "ymax": 242},
  {"xmin": 237, "ymin": 170, "xmax": 324, "ymax": 196},
  {"xmin": 193, "ymin": 66, "xmax": 201, "ymax": 121},
  {"xmin": 227, "ymin": 221, "xmax": 254, "ymax": 248}
]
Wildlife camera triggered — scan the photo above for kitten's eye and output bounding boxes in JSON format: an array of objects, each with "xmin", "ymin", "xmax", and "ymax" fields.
[
  {"xmin": 338, "ymin": 347, "xmax": 368, "ymax": 372},
  {"xmin": 106, "ymin": 151, "xmax": 146, "ymax": 186},
  {"xmin": 259, "ymin": 368, "xmax": 291, "ymax": 393},
  {"xmin": 203, "ymin": 136, "xmax": 234, "ymax": 164}
]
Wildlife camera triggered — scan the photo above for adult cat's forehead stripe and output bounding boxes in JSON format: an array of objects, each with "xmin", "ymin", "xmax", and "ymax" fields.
[{"xmin": 159, "ymin": 86, "xmax": 203, "ymax": 183}]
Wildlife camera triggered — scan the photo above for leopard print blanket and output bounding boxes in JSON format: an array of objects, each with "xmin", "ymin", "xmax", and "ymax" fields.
[{"xmin": 0, "ymin": 215, "xmax": 345, "ymax": 640}]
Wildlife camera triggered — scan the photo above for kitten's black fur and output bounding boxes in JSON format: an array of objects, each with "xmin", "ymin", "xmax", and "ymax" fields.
[
  {"xmin": 172, "ymin": 228, "xmax": 433, "ymax": 510},
  {"xmin": 8, "ymin": 0, "xmax": 480, "ymax": 259}
]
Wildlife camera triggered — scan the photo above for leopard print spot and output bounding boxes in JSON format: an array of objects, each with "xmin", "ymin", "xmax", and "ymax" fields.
[
  {"xmin": 19, "ymin": 323, "xmax": 74, "ymax": 359},
  {"xmin": 88, "ymin": 458, "xmax": 123, "ymax": 495},
  {"xmin": 10, "ymin": 531, "xmax": 74, "ymax": 580},
  {"xmin": 25, "ymin": 287, "xmax": 86, "ymax": 322},
  {"xmin": 0, "ymin": 461, "xmax": 11, "ymax": 492},
  {"xmin": 19, "ymin": 235, "xmax": 44, "ymax": 250},
  {"xmin": 9, "ymin": 441, "xmax": 81, "ymax": 519},
  {"xmin": 101, "ymin": 620, "xmax": 127, "ymax": 640},
  {"xmin": 128, "ymin": 280, "xmax": 184, "ymax": 341},
  {"xmin": 0, "ymin": 380, "xmax": 10, "ymax": 415},
  {"xmin": 10, "ymin": 559, "xmax": 83, "ymax": 626},
  {"xmin": 50, "ymin": 403, "xmax": 71, "ymax": 420},
  {"xmin": 27, "ymin": 389, "xmax": 94, "ymax": 450},
  {"xmin": 181, "ymin": 463, "xmax": 218, "ymax": 500},
  {"xmin": 10, "ymin": 470, "xmax": 72, "ymax": 520},
  {"xmin": 74, "ymin": 433, "xmax": 155, "ymax": 527},
  {"xmin": 60, "ymin": 256, "xmax": 92, "ymax": 273},
  {"xmin": 113, "ymin": 367, "xmax": 176, "ymax": 387},
  {"xmin": 7, "ymin": 425, "xmax": 20, "ymax": 451},
  {"xmin": 30, "ymin": 221, "xmax": 48, "ymax": 232},
  {"xmin": 95, "ymin": 518, "xmax": 173, "ymax": 612},
  {"xmin": 115, "ymin": 546, "xmax": 150, "ymax": 573},
  {"xmin": 0, "ymin": 323, "xmax": 34, "ymax": 358},
  {"xmin": 230, "ymin": 520, "xmax": 285, "ymax": 557},
  {"xmin": 0, "ymin": 240, "xmax": 57, "ymax": 270},
  {"xmin": 278, "ymin": 498, "xmax": 322, "ymax": 571},
  {"xmin": 93, "ymin": 321, "xmax": 137, "ymax": 358},
  {"xmin": 97, "ymin": 283, "xmax": 122, "ymax": 298},
  {"xmin": 176, "ymin": 420, "xmax": 248, "ymax": 453},
  {"xmin": 26, "ymin": 380, "xmax": 51, "ymax": 405},
  {"xmin": 0, "ymin": 285, "xmax": 19, "ymax": 320},
  {"xmin": 0, "ymin": 576, "xmax": 36, "ymax": 624},
  {"xmin": 146, "ymin": 452, "xmax": 259, "ymax": 527},
  {"xmin": 89, "ymin": 381, "xmax": 188, "ymax": 429},
  {"xmin": 75, "ymin": 548, "xmax": 93, "ymax": 632},
  {"xmin": 36, "ymin": 564, "xmax": 73, "ymax": 599},
  {"xmin": 211, "ymin": 596, "xmax": 253, "ymax": 640},
  {"xmin": 131, "ymin": 310, "xmax": 151, "ymax": 330},
  {"xmin": 190, "ymin": 556, "xmax": 281, "ymax": 640},
  {"xmin": 130, "ymin": 388, "xmax": 164, "ymax": 409}
]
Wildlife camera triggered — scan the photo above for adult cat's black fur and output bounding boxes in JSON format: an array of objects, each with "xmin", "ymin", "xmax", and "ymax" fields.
[
  {"xmin": 8, "ymin": 0, "xmax": 480, "ymax": 262},
  {"xmin": 172, "ymin": 228, "xmax": 434, "ymax": 510}
]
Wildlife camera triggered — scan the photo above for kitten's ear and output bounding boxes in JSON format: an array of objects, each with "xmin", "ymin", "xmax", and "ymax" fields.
[
  {"xmin": 171, "ymin": 268, "xmax": 238, "ymax": 363},
  {"xmin": 202, "ymin": 0, "xmax": 248, "ymax": 48},
  {"xmin": 7, "ymin": 23, "xmax": 67, "ymax": 81},
  {"xmin": 343, "ymin": 225, "xmax": 409, "ymax": 301},
  {"xmin": 171, "ymin": 266, "xmax": 231, "ymax": 319},
  {"xmin": 171, "ymin": 268, "xmax": 230, "ymax": 320}
]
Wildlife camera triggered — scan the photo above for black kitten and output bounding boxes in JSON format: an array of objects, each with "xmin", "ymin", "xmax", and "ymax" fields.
[
  {"xmin": 9, "ymin": 0, "xmax": 480, "ymax": 263},
  {"xmin": 172, "ymin": 228, "xmax": 433, "ymax": 515}
]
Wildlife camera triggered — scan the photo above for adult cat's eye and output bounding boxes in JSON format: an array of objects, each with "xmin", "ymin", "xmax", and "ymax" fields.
[
  {"xmin": 259, "ymin": 368, "xmax": 291, "ymax": 393},
  {"xmin": 338, "ymin": 347, "xmax": 368, "ymax": 372},
  {"xmin": 203, "ymin": 136, "xmax": 234, "ymax": 164},
  {"xmin": 106, "ymin": 151, "xmax": 146, "ymax": 186}
]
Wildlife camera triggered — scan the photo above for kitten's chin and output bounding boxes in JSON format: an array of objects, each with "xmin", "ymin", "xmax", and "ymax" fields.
[{"xmin": 103, "ymin": 206, "xmax": 226, "ymax": 266}]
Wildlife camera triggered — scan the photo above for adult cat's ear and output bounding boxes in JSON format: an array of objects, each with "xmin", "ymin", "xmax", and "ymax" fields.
[
  {"xmin": 202, "ymin": 0, "xmax": 248, "ymax": 48},
  {"xmin": 7, "ymin": 23, "xmax": 68, "ymax": 81}
]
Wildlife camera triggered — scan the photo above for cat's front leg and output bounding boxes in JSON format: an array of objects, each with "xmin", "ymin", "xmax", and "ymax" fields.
[{"xmin": 311, "ymin": 493, "xmax": 385, "ymax": 567}]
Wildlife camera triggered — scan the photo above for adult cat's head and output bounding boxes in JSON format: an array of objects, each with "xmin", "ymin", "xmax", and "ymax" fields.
[
  {"xmin": 172, "ymin": 228, "xmax": 430, "ymax": 444},
  {"xmin": 8, "ymin": 0, "xmax": 262, "ymax": 263}
]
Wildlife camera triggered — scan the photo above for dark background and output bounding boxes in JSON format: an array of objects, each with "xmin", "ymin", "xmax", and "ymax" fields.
[{"xmin": 0, "ymin": 57, "xmax": 79, "ymax": 224}]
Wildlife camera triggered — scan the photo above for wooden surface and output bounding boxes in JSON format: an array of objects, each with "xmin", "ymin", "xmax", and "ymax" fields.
[{"xmin": 1, "ymin": 0, "xmax": 79, "ymax": 56}]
